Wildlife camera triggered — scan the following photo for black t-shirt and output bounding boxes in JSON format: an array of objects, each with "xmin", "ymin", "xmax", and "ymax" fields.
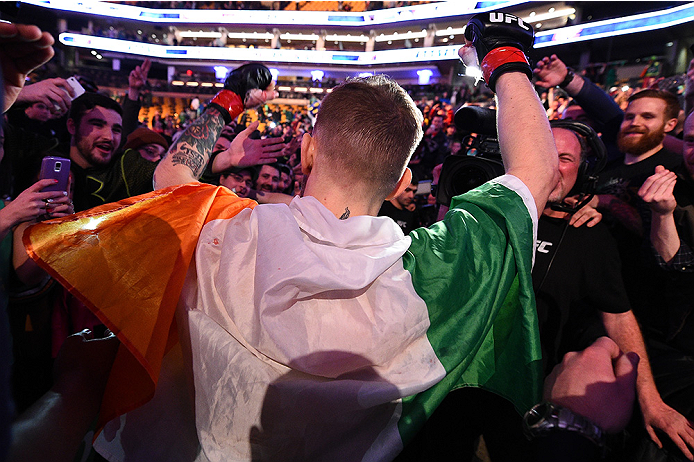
[
  {"xmin": 378, "ymin": 201, "xmax": 418, "ymax": 235},
  {"xmin": 597, "ymin": 148, "xmax": 682, "ymax": 203},
  {"xmin": 71, "ymin": 148, "xmax": 157, "ymax": 212},
  {"xmin": 533, "ymin": 215, "xmax": 631, "ymax": 372},
  {"xmin": 596, "ymin": 148, "xmax": 682, "ymax": 319}
]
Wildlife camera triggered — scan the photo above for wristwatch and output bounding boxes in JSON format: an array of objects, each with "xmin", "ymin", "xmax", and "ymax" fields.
[
  {"xmin": 523, "ymin": 401, "xmax": 605, "ymax": 448},
  {"xmin": 559, "ymin": 68, "xmax": 576, "ymax": 89}
]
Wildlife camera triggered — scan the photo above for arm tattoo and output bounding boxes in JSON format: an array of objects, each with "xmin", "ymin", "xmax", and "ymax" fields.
[
  {"xmin": 166, "ymin": 108, "xmax": 226, "ymax": 179},
  {"xmin": 171, "ymin": 144, "xmax": 205, "ymax": 177},
  {"xmin": 339, "ymin": 207, "xmax": 350, "ymax": 220},
  {"xmin": 188, "ymin": 124, "xmax": 208, "ymax": 139}
]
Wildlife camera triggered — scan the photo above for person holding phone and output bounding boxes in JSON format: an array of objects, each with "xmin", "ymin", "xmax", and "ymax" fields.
[
  {"xmin": 0, "ymin": 146, "xmax": 73, "ymax": 242},
  {"xmin": 0, "ymin": 19, "xmax": 124, "ymax": 462},
  {"xmin": 0, "ymin": 178, "xmax": 71, "ymax": 241}
]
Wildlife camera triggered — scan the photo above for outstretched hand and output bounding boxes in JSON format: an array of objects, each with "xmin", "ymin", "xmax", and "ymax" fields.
[
  {"xmin": 534, "ymin": 54, "xmax": 569, "ymax": 89},
  {"xmin": 638, "ymin": 165, "xmax": 678, "ymax": 216},
  {"xmin": 211, "ymin": 121, "xmax": 285, "ymax": 173},
  {"xmin": 0, "ymin": 22, "xmax": 55, "ymax": 113}
]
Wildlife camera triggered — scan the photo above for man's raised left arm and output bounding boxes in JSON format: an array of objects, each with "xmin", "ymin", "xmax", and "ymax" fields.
[{"xmin": 154, "ymin": 64, "xmax": 277, "ymax": 189}]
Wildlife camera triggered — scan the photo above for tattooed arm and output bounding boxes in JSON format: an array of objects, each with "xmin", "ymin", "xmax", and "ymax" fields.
[
  {"xmin": 154, "ymin": 63, "xmax": 276, "ymax": 189},
  {"xmin": 153, "ymin": 107, "xmax": 227, "ymax": 189},
  {"xmin": 154, "ymin": 63, "xmax": 277, "ymax": 189}
]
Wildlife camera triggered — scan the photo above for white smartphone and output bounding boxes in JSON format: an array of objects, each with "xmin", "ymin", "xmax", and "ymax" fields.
[{"xmin": 66, "ymin": 76, "xmax": 86, "ymax": 100}]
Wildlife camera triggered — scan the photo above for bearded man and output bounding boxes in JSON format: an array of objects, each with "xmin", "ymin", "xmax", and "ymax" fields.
[{"xmin": 593, "ymin": 90, "xmax": 681, "ymax": 234}]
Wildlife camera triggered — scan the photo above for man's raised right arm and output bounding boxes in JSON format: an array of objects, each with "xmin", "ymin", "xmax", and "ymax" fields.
[
  {"xmin": 534, "ymin": 54, "xmax": 623, "ymax": 134},
  {"xmin": 496, "ymin": 73, "xmax": 558, "ymax": 215}
]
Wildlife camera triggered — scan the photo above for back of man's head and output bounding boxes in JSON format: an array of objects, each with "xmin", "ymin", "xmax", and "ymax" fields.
[
  {"xmin": 627, "ymin": 89, "xmax": 680, "ymax": 121},
  {"xmin": 68, "ymin": 92, "xmax": 123, "ymax": 129},
  {"xmin": 312, "ymin": 75, "xmax": 423, "ymax": 197}
]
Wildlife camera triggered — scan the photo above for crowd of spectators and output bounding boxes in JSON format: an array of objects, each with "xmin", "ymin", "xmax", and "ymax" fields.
[
  {"xmin": 2, "ymin": 13, "xmax": 694, "ymax": 462},
  {"xmin": 75, "ymin": 1, "xmax": 438, "ymax": 51},
  {"xmin": 117, "ymin": 1, "xmax": 427, "ymax": 11},
  {"xmin": 126, "ymin": 1, "xmax": 269, "ymax": 9}
]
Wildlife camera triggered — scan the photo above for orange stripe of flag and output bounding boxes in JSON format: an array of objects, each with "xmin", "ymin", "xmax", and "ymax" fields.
[{"xmin": 23, "ymin": 183, "xmax": 255, "ymax": 430}]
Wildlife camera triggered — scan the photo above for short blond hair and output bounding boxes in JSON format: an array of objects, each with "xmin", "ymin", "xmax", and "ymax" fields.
[{"xmin": 313, "ymin": 75, "xmax": 423, "ymax": 197}]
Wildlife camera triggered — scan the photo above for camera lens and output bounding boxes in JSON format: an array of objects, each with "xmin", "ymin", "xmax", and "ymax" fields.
[
  {"xmin": 437, "ymin": 156, "xmax": 505, "ymax": 206},
  {"xmin": 451, "ymin": 166, "xmax": 490, "ymax": 196}
]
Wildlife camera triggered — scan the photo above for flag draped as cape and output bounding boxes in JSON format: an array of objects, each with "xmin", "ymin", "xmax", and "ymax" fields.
[{"xmin": 24, "ymin": 177, "xmax": 542, "ymax": 461}]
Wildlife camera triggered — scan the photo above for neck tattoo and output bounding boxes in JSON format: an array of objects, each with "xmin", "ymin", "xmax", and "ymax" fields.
[{"xmin": 339, "ymin": 207, "xmax": 350, "ymax": 220}]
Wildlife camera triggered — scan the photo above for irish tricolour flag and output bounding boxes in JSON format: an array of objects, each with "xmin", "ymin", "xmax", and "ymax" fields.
[{"xmin": 25, "ymin": 177, "xmax": 542, "ymax": 461}]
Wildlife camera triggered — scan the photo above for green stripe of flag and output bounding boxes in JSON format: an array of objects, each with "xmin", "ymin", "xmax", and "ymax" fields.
[{"xmin": 398, "ymin": 181, "xmax": 543, "ymax": 444}]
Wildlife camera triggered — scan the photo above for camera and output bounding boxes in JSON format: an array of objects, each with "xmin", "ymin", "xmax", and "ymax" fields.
[
  {"xmin": 436, "ymin": 106, "xmax": 505, "ymax": 207},
  {"xmin": 436, "ymin": 106, "xmax": 607, "ymax": 213}
]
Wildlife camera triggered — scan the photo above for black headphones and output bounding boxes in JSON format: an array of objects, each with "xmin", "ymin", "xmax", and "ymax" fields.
[{"xmin": 548, "ymin": 120, "xmax": 607, "ymax": 214}]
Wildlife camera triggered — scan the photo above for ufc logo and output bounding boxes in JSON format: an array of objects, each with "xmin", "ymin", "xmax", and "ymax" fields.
[
  {"xmin": 535, "ymin": 240, "xmax": 553, "ymax": 254},
  {"xmin": 489, "ymin": 13, "xmax": 530, "ymax": 30}
]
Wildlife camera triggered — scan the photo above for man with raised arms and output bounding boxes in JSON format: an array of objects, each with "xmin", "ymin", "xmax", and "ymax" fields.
[
  {"xmin": 27, "ymin": 12, "xmax": 563, "ymax": 461},
  {"xmin": 150, "ymin": 12, "xmax": 557, "ymax": 461}
]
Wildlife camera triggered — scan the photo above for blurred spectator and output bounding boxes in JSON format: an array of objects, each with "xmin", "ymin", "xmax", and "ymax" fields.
[
  {"xmin": 24, "ymin": 102, "xmax": 52, "ymax": 123},
  {"xmin": 411, "ymin": 112, "xmax": 449, "ymax": 181},
  {"xmin": 378, "ymin": 173, "xmax": 418, "ymax": 234},
  {"xmin": 254, "ymin": 163, "xmax": 281, "ymax": 192},
  {"xmin": 123, "ymin": 126, "xmax": 169, "ymax": 162},
  {"xmin": 276, "ymin": 163, "xmax": 293, "ymax": 195},
  {"xmin": 219, "ymin": 166, "xmax": 254, "ymax": 198}
]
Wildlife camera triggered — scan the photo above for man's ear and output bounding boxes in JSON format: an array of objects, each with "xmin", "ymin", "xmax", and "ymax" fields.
[
  {"xmin": 301, "ymin": 133, "xmax": 316, "ymax": 176},
  {"xmin": 664, "ymin": 117, "xmax": 678, "ymax": 133},
  {"xmin": 385, "ymin": 168, "xmax": 412, "ymax": 201},
  {"xmin": 66, "ymin": 118, "xmax": 76, "ymax": 136}
]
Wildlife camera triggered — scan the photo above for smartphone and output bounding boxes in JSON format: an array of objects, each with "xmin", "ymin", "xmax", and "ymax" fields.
[
  {"xmin": 39, "ymin": 157, "xmax": 71, "ymax": 192},
  {"xmin": 66, "ymin": 76, "xmax": 86, "ymax": 100}
]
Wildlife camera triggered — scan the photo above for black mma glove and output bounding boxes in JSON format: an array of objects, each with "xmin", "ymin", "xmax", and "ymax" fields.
[
  {"xmin": 208, "ymin": 63, "xmax": 274, "ymax": 124},
  {"xmin": 224, "ymin": 63, "xmax": 273, "ymax": 106},
  {"xmin": 464, "ymin": 12, "xmax": 535, "ymax": 92}
]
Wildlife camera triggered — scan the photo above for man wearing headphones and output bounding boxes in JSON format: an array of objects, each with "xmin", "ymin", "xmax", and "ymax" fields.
[
  {"xmin": 533, "ymin": 121, "xmax": 694, "ymax": 460},
  {"xmin": 534, "ymin": 123, "xmax": 632, "ymax": 371}
]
